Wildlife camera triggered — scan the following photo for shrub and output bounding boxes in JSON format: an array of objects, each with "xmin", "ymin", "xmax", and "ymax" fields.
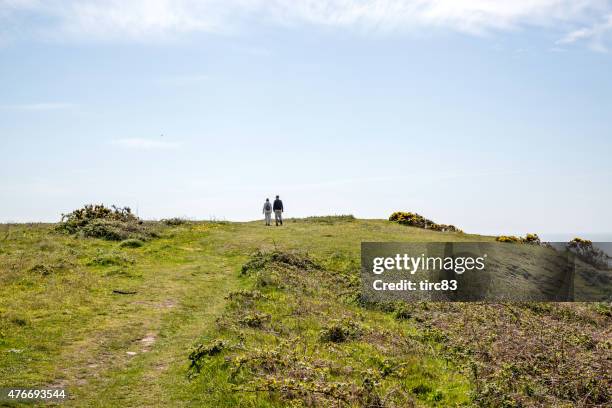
[
  {"xmin": 568, "ymin": 238, "xmax": 610, "ymax": 269},
  {"xmin": 389, "ymin": 211, "xmax": 432, "ymax": 227},
  {"xmin": 495, "ymin": 235, "xmax": 522, "ymax": 243},
  {"xmin": 496, "ymin": 233, "xmax": 542, "ymax": 245},
  {"xmin": 320, "ymin": 319, "xmax": 363, "ymax": 343},
  {"xmin": 58, "ymin": 204, "xmax": 137, "ymax": 233},
  {"xmin": 239, "ymin": 312, "xmax": 271, "ymax": 328},
  {"xmin": 225, "ymin": 290, "xmax": 265, "ymax": 302},
  {"xmin": 389, "ymin": 211, "xmax": 462, "ymax": 232},
  {"xmin": 161, "ymin": 217, "xmax": 188, "ymax": 226},
  {"xmin": 429, "ymin": 223, "xmax": 461, "ymax": 232},
  {"xmin": 81, "ymin": 219, "xmax": 129, "ymax": 240},
  {"xmin": 592, "ymin": 303, "xmax": 612, "ymax": 317},
  {"xmin": 188, "ymin": 339, "xmax": 227, "ymax": 377},
  {"xmin": 393, "ymin": 304, "xmax": 413, "ymax": 320},
  {"xmin": 412, "ymin": 383, "xmax": 433, "ymax": 396},
  {"xmin": 57, "ymin": 204, "xmax": 156, "ymax": 241},
  {"xmin": 522, "ymin": 233, "xmax": 541, "ymax": 245}
]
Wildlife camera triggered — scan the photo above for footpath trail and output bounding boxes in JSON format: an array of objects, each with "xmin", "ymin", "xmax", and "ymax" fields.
[
  {"xmin": 1, "ymin": 219, "xmax": 487, "ymax": 407},
  {"xmin": 55, "ymin": 223, "xmax": 251, "ymax": 407},
  {"xmin": 52, "ymin": 220, "xmax": 447, "ymax": 406}
]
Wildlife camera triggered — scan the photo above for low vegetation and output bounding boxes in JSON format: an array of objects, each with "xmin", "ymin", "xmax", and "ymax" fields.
[
  {"xmin": 192, "ymin": 250, "xmax": 471, "ymax": 407},
  {"xmin": 56, "ymin": 204, "xmax": 158, "ymax": 241},
  {"xmin": 190, "ymin": 249, "xmax": 611, "ymax": 407},
  {"xmin": 495, "ymin": 233, "xmax": 541, "ymax": 244},
  {"xmin": 494, "ymin": 235, "xmax": 612, "ymax": 273},
  {"xmin": 300, "ymin": 215, "xmax": 356, "ymax": 224},
  {"xmin": 0, "ymin": 216, "xmax": 609, "ymax": 407},
  {"xmin": 569, "ymin": 237, "xmax": 611, "ymax": 269},
  {"xmin": 118, "ymin": 238, "xmax": 145, "ymax": 248},
  {"xmin": 389, "ymin": 211, "xmax": 462, "ymax": 233},
  {"xmin": 161, "ymin": 217, "xmax": 190, "ymax": 226}
]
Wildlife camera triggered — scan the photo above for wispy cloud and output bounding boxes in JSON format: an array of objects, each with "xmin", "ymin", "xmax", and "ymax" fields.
[
  {"xmin": 111, "ymin": 137, "xmax": 181, "ymax": 150},
  {"xmin": 1, "ymin": 1, "xmax": 611, "ymax": 50},
  {"xmin": 558, "ymin": 13, "xmax": 612, "ymax": 52},
  {"xmin": 0, "ymin": 102, "xmax": 74, "ymax": 111}
]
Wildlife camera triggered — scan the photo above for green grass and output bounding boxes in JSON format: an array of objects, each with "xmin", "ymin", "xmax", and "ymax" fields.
[
  {"xmin": 193, "ymin": 249, "xmax": 473, "ymax": 407},
  {"xmin": 0, "ymin": 219, "xmax": 609, "ymax": 407}
]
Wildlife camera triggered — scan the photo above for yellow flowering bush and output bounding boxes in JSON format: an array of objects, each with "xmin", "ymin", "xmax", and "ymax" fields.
[
  {"xmin": 389, "ymin": 211, "xmax": 462, "ymax": 232},
  {"xmin": 496, "ymin": 234, "xmax": 541, "ymax": 245},
  {"xmin": 495, "ymin": 235, "xmax": 521, "ymax": 243},
  {"xmin": 568, "ymin": 237, "xmax": 610, "ymax": 269}
]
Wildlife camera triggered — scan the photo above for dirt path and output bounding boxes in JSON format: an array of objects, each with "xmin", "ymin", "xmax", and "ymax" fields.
[{"xmin": 46, "ymin": 240, "xmax": 245, "ymax": 406}]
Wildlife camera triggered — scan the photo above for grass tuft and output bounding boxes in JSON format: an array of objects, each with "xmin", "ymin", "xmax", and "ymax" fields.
[{"xmin": 119, "ymin": 238, "xmax": 145, "ymax": 248}]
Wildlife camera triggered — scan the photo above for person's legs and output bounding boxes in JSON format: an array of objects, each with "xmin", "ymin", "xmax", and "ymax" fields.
[
  {"xmin": 265, "ymin": 212, "xmax": 271, "ymax": 226},
  {"xmin": 274, "ymin": 210, "xmax": 281, "ymax": 226}
]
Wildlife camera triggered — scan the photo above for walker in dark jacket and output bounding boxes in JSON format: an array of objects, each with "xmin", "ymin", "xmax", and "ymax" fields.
[
  {"xmin": 273, "ymin": 196, "xmax": 283, "ymax": 226},
  {"xmin": 273, "ymin": 199, "xmax": 283, "ymax": 211}
]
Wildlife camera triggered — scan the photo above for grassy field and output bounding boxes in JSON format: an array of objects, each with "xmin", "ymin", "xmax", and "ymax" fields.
[{"xmin": 0, "ymin": 218, "xmax": 610, "ymax": 407}]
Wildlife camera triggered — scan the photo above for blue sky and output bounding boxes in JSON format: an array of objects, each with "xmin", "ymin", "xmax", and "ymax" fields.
[{"xmin": 1, "ymin": 1, "xmax": 611, "ymax": 237}]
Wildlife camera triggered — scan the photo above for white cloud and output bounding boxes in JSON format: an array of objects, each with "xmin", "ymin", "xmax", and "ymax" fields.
[
  {"xmin": 0, "ymin": 102, "xmax": 74, "ymax": 110},
  {"xmin": 1, "ymin": 1, "xmax": 611, "ymax": 48},
  {"xmin": 111, "ymin": 138, "xmax": 181, "ymax": 150},
  {"xmin": 558, "ymin": 13, "xmax": 612, "ymax": 52}
]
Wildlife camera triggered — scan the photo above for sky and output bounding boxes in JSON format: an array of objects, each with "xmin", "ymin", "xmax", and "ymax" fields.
[{"xmin": 1, "ymin": 0, "xmax": 611, "ymax": 238}]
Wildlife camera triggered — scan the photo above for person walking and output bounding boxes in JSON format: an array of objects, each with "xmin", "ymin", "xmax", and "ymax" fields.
[
  {"xmin": 262, "ymin": 198, "xmax": 272, "ymax": 226},
  {"xmin": 273, "ymin": 195, "xmax": 284, "ymax": 226}
]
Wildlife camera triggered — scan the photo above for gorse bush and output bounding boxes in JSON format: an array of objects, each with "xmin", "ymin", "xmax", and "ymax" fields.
[
  {"xmin": 80, "ymin": 219, "xmax": 134, "ymax": 241},
  {"xmin": 495, "ymin": 235, "xmax": 521, "ymax": 243},
  {"xmin": 523, "ymin": 233, "xmax": 541, "ymax": 245},
  {"xmin": 59, "ymin": 204, "xmax": 137, "ymax": 231},
  {"xmin": 568, "ymin": 237, "xmax": 610, "ymax": 269},
  {"xmin": 56, "ymin": 204, "xmax": 157, "ymax": 242},
  {"xmin": 389, "ymin": 211, "xmax": 432, "ymax": 227},
  {"xmin": 496, "ymin": 233, "xmax": 541, "ymax": 245},
  {"xmin": 389, "ymin": 211, "xmax": 462, "ymax": 232}
]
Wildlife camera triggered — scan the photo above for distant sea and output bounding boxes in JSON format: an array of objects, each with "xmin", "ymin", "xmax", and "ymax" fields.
[
  {"xmin": 538, "ymin": 233, "xmax": 612, "ymax": 243},
  {"xmin": 479, "ymin": 232, "xmax": 612, "ymax": 258},
  {"xmin": 538, "ymin": 233, "xmax": 612, "ymax": 260}
]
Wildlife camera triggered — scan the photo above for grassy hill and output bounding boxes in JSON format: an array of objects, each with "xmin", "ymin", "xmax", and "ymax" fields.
[{"xmin": 0, "ymin": 218, "xmax": 609, "ymax": 407}]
